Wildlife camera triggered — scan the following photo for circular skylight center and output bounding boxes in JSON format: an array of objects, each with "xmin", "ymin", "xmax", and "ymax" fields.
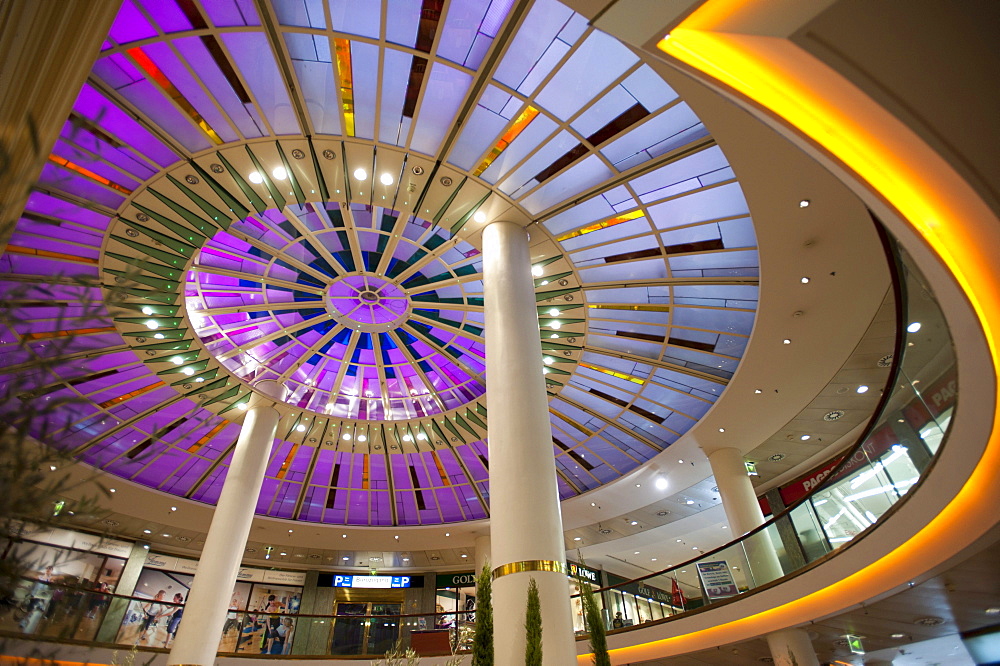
[{"xmin": 326, "ymin": 275, "xmax": 411, "ymax": 332}]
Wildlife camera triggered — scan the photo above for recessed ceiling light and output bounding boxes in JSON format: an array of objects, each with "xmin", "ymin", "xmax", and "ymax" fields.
[
  {"xmin": 353, "ymin": 168, "xmax": 367, "ymax": 181},
  {"xmin": 800, "ymin": 277, "xmax": 810, "ymax": 284},
  {"xmin": 678, "ymin": 459, "xmax": 684, "ymax": 464},
  {"xmin": 635, "ymin": 483, "xmax": 641, "ymax": 488},
  {"xmin": 296, "ymin": 424, "xmax": 306, "ymax": 432},
  {"xmin": 445, "ymin": 532, "xmax": 450, "ymax": 537},
  {"xmin": 170, "ymin": 506, "xmax": 177, "ymax": 511},
  {"xmin": 182, "ymin": 367, "xmax": 194, "ymax": 375},
  {"xmin": 162, "ymin": 534, "xmax": 170, "ymax": 538},
  {"xmin": 358, "ymin": 434, "xmax": 368, "ymax": 442},
  {"xmin": 531, "ymin": 265, "xmax": 544, "ymax": 277},
  {"xmin": 342, "ymin": 534, "xmax": 347, "ymax": 538},
  {"xmin": 718, "ymin": 428, "xmax": 725, "ymax": 432},
  {"xmin": 461, "ymin": 554, "xmax": 468, "ymax": 558},
  {"xmin": 343, "ymin": 556, "xmax": 349, "ymax": 561},
  {"xmin": 143, "ymin": 529, "xmax": 151, "ymax": 534},
  {"xmin": 651, "ymin": 558, "xmax": 657, "ymax": 562},
  {"xmin": 676, "ymin": 539, "xmax": 682, "ymax": 543},
  {"xmin": 141, "ymin": 306, "xmax": 154, "ymax": 315},
  {"xmin": 543, "ymin": 356, "xmax": 554, "ymax": 365},
  {"xmin": 547, "ymin": 308, "xmax": 559, "ymax": 316},
  {"xmin": 857, "ymin": 385, "xmax": 869, "ymax": 393},
  {"xmin": 272, "ymin": 166, "xmax": 287, "ymax": 180},
  {"xmin": 145, "ymin": 320, "xmax": 159, "ymax": 330},
  {"xmin": 986, "ymin": 607, "xmax": 1000, "ymax": 615},
  {"xmin": 590, "ymin": 502, "xmax": 596, "ymax": 507},
  {"xmin": 782, "ymin": 338, "xmax": 791, "ymax": 344},
  {"xmin": 906, "ymin": 321, "xmax": 923, "ymax": 334},
  {"xmin": 685, "ymin": 500, "xmax": 694, "ymax": 505},
  {"xmin": 549, "ymin": 321, "xmax": 561, "ymax": 329},
  {"xmin": 379, "ymin": 172, "xmax": 393, "ymax": 185},
  {"xmin": 890, "ymin": 633, "xmax": 906, "ymax": 639},
  {"xmin": 630, "ymin": 520, "xmax": 638, "ymax": 526},
  {"xmin": 655, "ymin": 477, "xmax": 668, "ymax": 490},
  {"xmin": 633, "ymin": 551, "xmax": 640, "ymax": 555},
  {"xmin": 403, "ymin": 558, "xmax": 409, "ymax": 562},
  {"xmin": 692, "ymin": 546, "xmax": 698, "ymax": 550},
  {"xmin": 248, "ymin": 171, "xmax": 263, "ymax": 184},
  {"xmin": 153, "ymin": 333, "xmax": 164, "ymax": 339},
  {"xmin": 573, "ymin": 537, "xmax": 581, "ymax": 541},
  {"xmin": 238, "ymin": 403, "xmax": 248, "ymax": 410},
  {"xmin": 800, "ymin": 435, "xmax": 811, "ymax": 441},
  {"xmin": 754, "ymin": 389, "xmax": 762, "ymax": 394},
  {"xmin": 473, "ymin": 211, "xmax": 486, "ymax": 223},
  {"xmin": 799, "ymin": 199, "xmax": 810, "ymax": 208},
  {"xmin": 343, "ymin": 433, "xmax": 352, "ymax": 441},
  {"xmin": 109, "ymin": 488, "xmax": 116, "ymax": 493}
]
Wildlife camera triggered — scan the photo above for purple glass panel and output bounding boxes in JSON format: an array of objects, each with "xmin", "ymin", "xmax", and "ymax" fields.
[{"xmin": 108, "ymin": 0, "xmax": 159, "ymax": 44}]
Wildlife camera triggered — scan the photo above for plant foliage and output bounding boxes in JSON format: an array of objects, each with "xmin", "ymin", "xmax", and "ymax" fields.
[
  {"xmin": 471, "ymin": 560, "xmax": 494, "ymax": 666},
  {"xmin": 579, "ymin": 578, "xmax": 610, "ymax": 666},
  {"xmin": 524, "ymin": 577, "xmax": 542, "ymax": 666}
]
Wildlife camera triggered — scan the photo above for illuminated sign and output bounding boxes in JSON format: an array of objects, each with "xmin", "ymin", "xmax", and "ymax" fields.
[{"xmin": 333, "ymin": 575, "xmax": 412, "ymax": 588}]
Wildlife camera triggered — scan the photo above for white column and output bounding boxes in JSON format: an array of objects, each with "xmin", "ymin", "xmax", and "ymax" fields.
[
  {"xmin": 709, "ymin": 448, "xmax": 818, "ymax": 666},
  {"xmin": 474, "ymin": 534, "xmax": 492, "ymax": 577},
  {"xmin": 167, "ymin": 379, "xmax": 284, "ymax": 666},
  {"xmin": 765, "ymin": 628, "xmax": 821, "ymax": 666},
  {"xmin": 707, "ymin": 446, "xmax": 784, "ymax": 584},
  {"xmin": 482, "ymin": 221, "xmax": 576, "ymax": 666}
]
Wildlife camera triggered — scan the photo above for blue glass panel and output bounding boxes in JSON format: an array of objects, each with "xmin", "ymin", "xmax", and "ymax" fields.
[
  {"xmin": 273, "ymin": 0, "xmax": 326, "ymax": 28},
  {"xmin": 648, "ymin": 182, "xmax": 750, "ymax": 229},
  {"xmin": 535, "ymin": 31, "xmax": 638, "ymax": 121},
  {"xmin": 520, "ymin": 154, "xmax": 613, "ymax": 214},
  {"xmin": 221, "ymin": 32, "xmax": 301, "ymax": 135},
  {"xmin": 386, "ymin": 0, "xmax": 422, "ymax": 47},
  {"xmin": 447, "ymin": 104, "xmax": 509, "ymax": 170},
  {"xmin": 330, "ymin": 0, "xmax": 381, "ymax": 39},
  {"xmin": 410, "ymin": 63, "xmax": 473, "ymax": 156},
  {"xmin": 493, "ymin": 0, "xmax": 573, "ymax": 94},
  {"xmin": 602, "ymin": 103, "xmax": 701, "ymax": 167}
]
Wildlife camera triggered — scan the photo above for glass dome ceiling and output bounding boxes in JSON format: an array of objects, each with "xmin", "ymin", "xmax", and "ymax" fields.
[{"xmin": 2, "ymin": 0, "xmax": 759, "ymax": 526}]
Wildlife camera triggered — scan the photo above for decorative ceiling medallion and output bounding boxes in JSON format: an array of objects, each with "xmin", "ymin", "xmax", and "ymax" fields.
[
  {"xmin": 824, "ymin": 410, "xmax": 846, "ymax": 421},
  {"xmin": 878, "ymin": 353, "xmax": 894, "ymax": 367}
]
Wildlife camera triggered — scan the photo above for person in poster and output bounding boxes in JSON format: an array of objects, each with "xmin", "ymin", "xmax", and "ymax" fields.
[
  {"xmin": 137, "ymin": 590, "xmax": 167, "ymax": 645},
  {"xmin": 163, "ymin": 593, "xmax": 184, "ymax": 648}
]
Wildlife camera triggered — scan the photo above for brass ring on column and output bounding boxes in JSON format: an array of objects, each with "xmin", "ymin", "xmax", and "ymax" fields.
[{"xmin": 491, "ymin": 559, "xmax": 567, "ymax": 580}]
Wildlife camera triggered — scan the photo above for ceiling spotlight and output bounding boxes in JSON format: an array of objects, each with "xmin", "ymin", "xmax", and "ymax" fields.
[
  {"xmin": 548, "ymin": 308, "xmax": 559, "ymax": 316},
  {"xmin": 754, "ymin": 389, "xmax": 762, "ymax": 394},
  {"xmin": 248, "ymin": 171, "xmax": 264, "ymax": 184},
  {"xmin": 353, "ymin": 168, "xmax": 368, "ymax": 181},
  {"xmin": 379, "ymin": 172, "xmax": 393, "ymax": 185},
  {"xmin": 154, "ymin": 333, "xmax": 164, "ymax": 339},
  {"xmin": 857, "ymin": 385, "xmax": 869, "ymax": 394},
  {"xmin": 550, "ymin": 321, "xmax": 561, "ymax": 330},
  {"xmin": 573, "ymin": 537, "xmax": 581, "ymax": 541},
  {"xmin": 357, "ymin": 434, "xmax": 367, "ymax": 442},
  {"xmin": 630, "ymin": 520, "xmax": 638, "ymax": 526},
  {"xmin": 473, "ymin": 211, "xmax": 486, "ymax": 223},
  {"xmin": 109, "ymin": 488, "xmax": 116, "ymax": 493},
  {"xmin": 403, "ymin": 434, "xmax": 412, "ymax": 441},
  {"xmin": 550, "ymin": 333, "xmax": 558, "ymax": 339},
  {"xmin": 590, "ymin": 502, "xmax": 596, "ymax": 507},
  {"xmin": 461, "ymin": 554, "xmax": 468, "ymax": 558},
  {"xmin": 271, "ymin": 166, "xmax": 287, "ymax": 180},
  {"xmin": 416, "ymin": 433, "xmax": 427, "ymax": 440},
  {"xmin": 343, "ymin": 556, "xmax": 349, "ymax": 561},
  {"xmin": 907, "ymin": 322, "xmax": 922, "ymax": 333},
  {"xmin": 655, "ymin": 477, "xmax": 668, "ymax": 490},
  {"xmin": 800, "ymin": 435, "xmax": 811, "ymax": 441},
  {"xmin": 718, "ymin": 428, "xmax": 725, "ymax": 433},
  {"xmin": 634, "ymin": 551, "xmax": 640, "ymax": 555},
  {"xmin": 162, "ymin": 533, "xmax": 171, "ymax": 538},
  {"xmin": 238, "ymin": 403, "xmax": 248, "ymax": 410},
  {"xmin": 685, "ymin": 500, "xmax": 695, "ymax": 505},
  {"xmin": 296, "ymin": 424, "xmax": 306, "ymax": 432},
  {"xmin": 782, "ymin": 338, "xmax": 791, "ymax": 344},
  {"xmin": 799, "ymin": 199, "xmax": 810, "ymax": 208},
  {"xmin": 445, "ymin": 532, "xmax": 450, "ymax": 537},
  {"xmin": 170, "ymin": 506, "xmax": 177, "ymax": 511},
  {"xmin": 800, "ymin": 277, "xmax": 810, "ymax": 284},
  {"xmin": 342, "ymin": 534, "xmax": 347, "ymax": 538},
  {"xmin": 141, "ymin": 306, "xmax": 154, "ymax": 315},
  {"xmin": 143, "ymin": 529, "xmax": 151, "ymax": 534},
  {"xmin": 890, "ymin": 633, "xmax": 906, "ymax": 639},
  {"xmin": 145, "ymin": 320, "xmax": 159, "ymax": 330},
  {"xmin": 343, "ymin": 433, "xmax": 352, "ymax": 441},
  {"xmin": 543, "ymin": 357, "xmax": 554, "ymax": 365},
  {"xmin": 531, "ymin": 265, "xmax": 544, "ymax": 277},
  {"xmin": 182, "ymin": 367, "xmax": 194, "ymax": 376}
]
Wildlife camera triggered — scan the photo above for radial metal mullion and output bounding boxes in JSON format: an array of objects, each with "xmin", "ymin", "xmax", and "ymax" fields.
[
  {"xmin": 292, "ymin": 441, "xmax": 323, "ymax": 519},
  {"xmin": 338, "ymin": 204, "xmax": 368, "ymax": 274},
  {"xmin": 408, "ymin": 300, "xmax": 481, "ymax": 313},
  {"xmin": 391, "ymin": 237, "xmax": 466, "ymax": 284},
  {"xmin": 552, "ymin": 393, "xmax": 659, "ymax": 459},
  {"xmin": 584, "ymin": 276, "xmax": 759, "ymax": 289},
  {"xmin": 70, "ymin": 392, "xmax": 188, "ymax": 455},
  {"xmin": 399, "ymin": 323, "xmax": 484, "ymax": 385},
  {"xmin": 226, "ymin": 226, "xmax": 333, "ymax": 285},
  {"xmin": 282, "ymin": 205, "xmax": 346, "ymax": 277},
  {"xmin": 386, "ymin": 330, "xmax": 447, "ymax": 414},
  {"xmin": 184, "ymin": 436, "xmax": 240, "ymax": 499},
  {"xmin": 86, "ymin": 77, "xmax": 193, "ymax": 160},
  {"xmin": 328, "ymin": 331, "xmax": 361, "ymax": 408},
  {"xmin": 219, "ymin": 316, "xmax": 329, "ymax": 360},
  {"xmin": 252, "ymin": 0, "xmax": 314, "ymax": 136},
  {"xmin": 409, "ymin": 312, "xmax": 484, "ymax": 345},
  {"xmin": 370, "ymin": 332, "xmax": 391, "ymax": 415},
  {"xmin": 373, "ymin": 215, "xmax": 410, "ymax": 276},
  {"xmin": 275, "ymin": 324, "xmax": 343, "ymax": 382},
  {"xmin": 195, "ymin": 265, "xmax": 326, "ymax": 295},
  {"xmin": 405, "ymin": 272, "xmax": 484, "ymax": 295},
  {"xmin": 582, "ymin": 344, "xmax": 728, "ymax": 385},
  {"xmin": 197, "ymin": 300, "xmax": 322, "ymax": 317}
]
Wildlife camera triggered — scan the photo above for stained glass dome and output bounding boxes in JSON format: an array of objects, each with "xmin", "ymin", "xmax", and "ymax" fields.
[{"xmin": 2, "ymin": 0, "xmax": 759, "ymax": 525}]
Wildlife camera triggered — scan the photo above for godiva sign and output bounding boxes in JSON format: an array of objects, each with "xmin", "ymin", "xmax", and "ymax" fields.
[{"xmin": 436, "ymin": 572, "xmax": 477, "ymax": 588}]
